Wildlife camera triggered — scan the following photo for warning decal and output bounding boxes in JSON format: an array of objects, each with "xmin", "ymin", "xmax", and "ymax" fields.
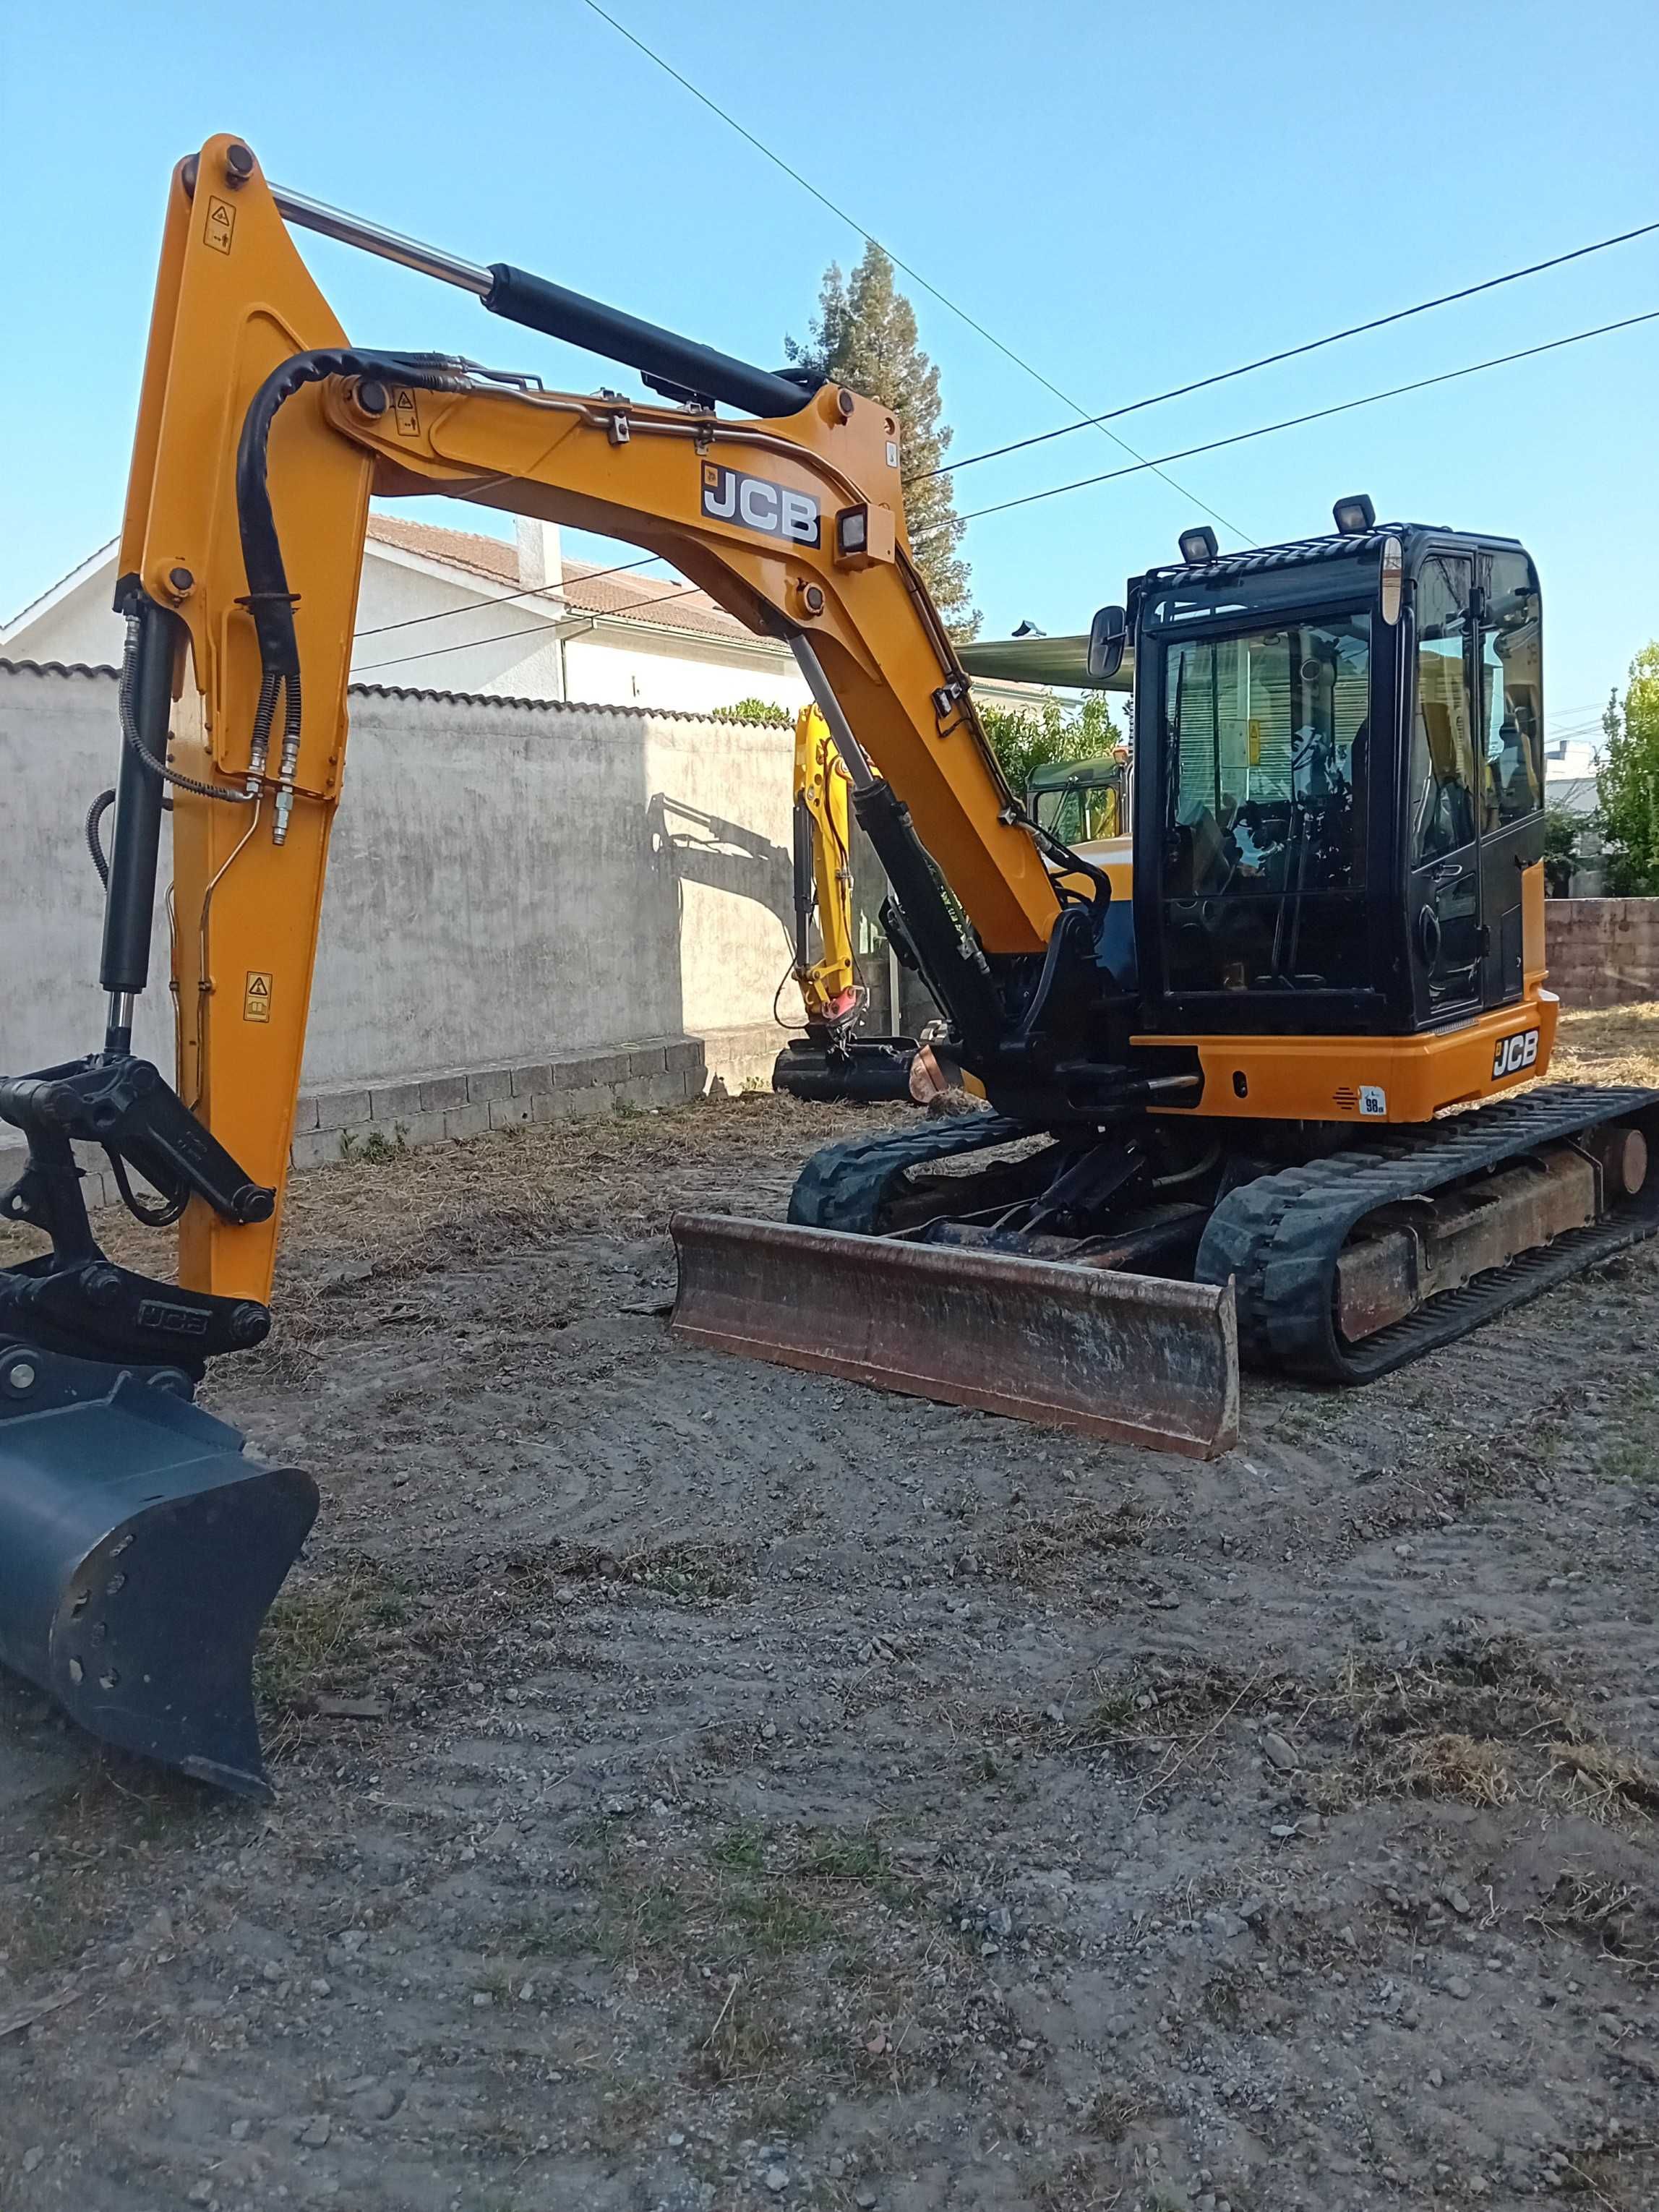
[
  {"xmin": 204, "ymin": 197, "xmax": 236, "ymax": 255},
  {"xmin": 244, "ymin": 971, "xmax": 273, "ymax": 1023},
  {"xmin": 393, "ymin": 387, "xmax": 421, "ymax": 438}
]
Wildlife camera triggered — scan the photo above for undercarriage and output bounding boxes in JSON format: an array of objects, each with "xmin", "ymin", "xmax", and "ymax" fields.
[{"xmin": 671, "ymin": 1084, "xmax": 1659, "ymax": 1456}]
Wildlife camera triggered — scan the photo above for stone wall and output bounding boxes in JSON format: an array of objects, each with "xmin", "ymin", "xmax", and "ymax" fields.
[{"xmin": 1546, "ymin": 899, "xmax": 1659, "ymax": 1008}]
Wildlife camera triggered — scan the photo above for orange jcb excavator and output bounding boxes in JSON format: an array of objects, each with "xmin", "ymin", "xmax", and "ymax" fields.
[
  {"xmin": 1, "ymin": 137, "xmax": 1653, "ymax": 1795},
  {"xmin": 772, "ymin": 705, "xmax": 921, "ymax": 1104}
]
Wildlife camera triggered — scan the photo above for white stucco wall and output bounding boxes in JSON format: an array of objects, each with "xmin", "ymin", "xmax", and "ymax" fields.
[
  {"xmin": 348, "ymin": 557, "xmax": 566, "ymax": 699},
  {"xmin": 0, "ymin": 664, "xmax": 794, "ymax": 1097},
  {"xmin": 4, "ymin": 567, "xmax": 128, "ymax": 670},
  {"xmin": 562, "ymin": 625, "xmax": 807, "ymax": 713}
]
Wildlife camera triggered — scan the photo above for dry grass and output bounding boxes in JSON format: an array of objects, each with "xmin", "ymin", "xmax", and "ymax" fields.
[
  {"xmin": 1065, "ymin": 1655, "xmax": 1298, "ymax": 1753},
  {"xmin": 254, "ymin": 1559, "xmax": 413, "ymax": 1720},
  {"xmin": 1548, "ymin": 1741, "xmax": 1659, "ymax": 1817},
  {"xmin": 1548, "ymin": 999, "xmax": 1659, "ymax": 1089},
  {"xmin": 977, "ymin": 1499, "xmax": 1146, "ymax": 1590},
  {"xmin": 1306, "ymin": 1631, "xmax": 1659, "ymax": 1824},
  {"xmin": 497, "ymin": 1535, "xmax": 753, "ymax": 1603},
  {"xmin": 1372, "ymin": 1728, "xmax": 1517, "ymax": 1806},
  {"xmin": 1527, "ymin": 1869, "xmax": 1659, "ymax": 1973}
]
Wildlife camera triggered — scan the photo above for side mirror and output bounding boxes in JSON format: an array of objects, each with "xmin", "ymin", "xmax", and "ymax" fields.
[{"xmin": 1087, "ymin": 604, "xmax": 1127, "ymax": 682}]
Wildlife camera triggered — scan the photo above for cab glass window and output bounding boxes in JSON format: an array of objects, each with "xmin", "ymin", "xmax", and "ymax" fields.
[
  {"xmin": 1410, "ymin": 554, "xmax": 1478, "ymax": 862},
  {"xmin": 1162, "ymin": 614, "xmax": 1370, "ymax": 897},
  {"xmin": 1034, "ymin": 776, "xmax": 1123, "ymax": 842},
  {"xmin": 1158, "ymin": 612, "xmax": 1371, "ymax": 993},
  {"xmin": 1479, "ymin": 552, "xmax": 1543, "ymax": 830}
]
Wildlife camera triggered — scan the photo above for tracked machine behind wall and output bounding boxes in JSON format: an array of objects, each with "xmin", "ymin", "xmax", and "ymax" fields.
[
  {"xmin": 771, "ymin": 706, "xmax": 920, "ymax": 1105},
  {"xmin": 0, "ymin": 140, "xmax": 1652, "ymax": 1795}
]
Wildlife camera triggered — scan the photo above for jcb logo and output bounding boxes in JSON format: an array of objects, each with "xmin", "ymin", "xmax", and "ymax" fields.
[
  {"xmin": 701, "ymin": 463, "xmax": 820, "ymax": 546},
  {"xmin": 1492, "ymin": 1027, "xmax": 1540, "ymax": 1079}
]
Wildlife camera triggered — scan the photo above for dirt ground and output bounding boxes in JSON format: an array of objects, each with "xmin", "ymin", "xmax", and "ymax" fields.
[{"xmin": 1, "ymin": 1003, "xmax": 1657, "ymax": 2212}]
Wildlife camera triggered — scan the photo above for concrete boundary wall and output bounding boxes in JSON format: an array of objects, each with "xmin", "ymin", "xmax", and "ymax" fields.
[
  {"xmin": 0, "ymin": 661, "xmax": 792, "ymax": 1190},
  {"xmin": 1547, "ymin": 899, "xmax": 1659, "ymax": 1009}
]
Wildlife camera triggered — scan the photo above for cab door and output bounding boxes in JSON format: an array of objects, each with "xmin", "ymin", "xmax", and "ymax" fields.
[
  {"xmin": 1406, "ymin": 552, "xmax": 1483, "ymax": 1024},
  {"xmin": 1473, "ymin": 549, "xmax": 1546, "ymax": 1008}
]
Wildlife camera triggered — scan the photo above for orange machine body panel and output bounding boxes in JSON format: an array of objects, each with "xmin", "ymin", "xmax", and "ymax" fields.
[{"xmin": 1146, "ymin": 990, "xmax": 1560, "ymax": 1124}]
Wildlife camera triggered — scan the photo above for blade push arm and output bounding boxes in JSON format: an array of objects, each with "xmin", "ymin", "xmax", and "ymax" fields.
[{"xmin": 111, "ymin": 137, "xmax": 1063, "ymax": 1308}]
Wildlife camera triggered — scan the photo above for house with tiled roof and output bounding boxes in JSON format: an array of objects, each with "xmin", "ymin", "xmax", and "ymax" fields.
[{"xmin": 1, "ymin": 515, "xmax": 1049, "ymax": 718}]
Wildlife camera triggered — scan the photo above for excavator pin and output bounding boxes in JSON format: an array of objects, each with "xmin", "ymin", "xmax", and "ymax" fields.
[{"xmin": 0, "ymin": 1348, "xmax": 315, "ymax": 1796}]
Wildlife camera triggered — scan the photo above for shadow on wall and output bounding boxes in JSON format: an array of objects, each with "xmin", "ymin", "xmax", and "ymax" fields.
[{"xmin": 647, "ymin": 793, "xmax": 794, "ymax": 933}]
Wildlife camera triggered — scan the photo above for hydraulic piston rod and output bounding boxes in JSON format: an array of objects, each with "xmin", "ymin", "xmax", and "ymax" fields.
[{"xmin": 184, "ymin": 150, "xmax": 811, "ymax": 419}]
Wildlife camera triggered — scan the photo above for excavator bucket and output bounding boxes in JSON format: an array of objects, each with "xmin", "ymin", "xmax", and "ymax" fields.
[
  {"xmin": 669, "ymin": 1214, "xmax": 1239, "ymax": 1458},
  {"xmin": 0, "ymin": 1361, "xmax": 316, "ymax": 1797}
]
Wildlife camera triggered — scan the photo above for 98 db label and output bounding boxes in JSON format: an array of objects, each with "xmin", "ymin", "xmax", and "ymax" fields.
[{"xmin": 1492, "ymin": 1027, "xmax": 1540, "ymax": 1079}]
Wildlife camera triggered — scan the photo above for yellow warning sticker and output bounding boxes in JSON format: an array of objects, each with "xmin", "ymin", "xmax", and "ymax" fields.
[
  {"xmin": 393, "ymin": 387, "xmax": 421, "ymax": 438},
  {"xmin": 205, "ymin": 197, "xmax": 236, "ymax": 255},
  {"xmin": 244, "ymin": 971, "xmax": 273, "ymax": 1023}
]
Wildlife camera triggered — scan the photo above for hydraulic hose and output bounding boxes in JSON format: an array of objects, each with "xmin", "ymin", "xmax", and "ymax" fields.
[{"xmin": 85, "ymin": 789, "xmax": 115, "ymax": 887}]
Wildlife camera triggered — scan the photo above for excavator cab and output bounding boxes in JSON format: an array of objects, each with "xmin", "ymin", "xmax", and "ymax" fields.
[
  {"xmin": 1026, "ymin": 754, "xmax": 1128, "ymax": 844},
  {"xmin": 1120, "ymin": 505, "xmax": 1546, "ymax": 1041}
]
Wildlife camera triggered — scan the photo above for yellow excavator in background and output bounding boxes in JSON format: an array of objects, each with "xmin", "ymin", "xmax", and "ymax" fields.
[
  {"xmin": 773, "ymin": 705, "xmax": 921, "ymax": 1104},
  {"xmin": 1, "ymin": 137, "xmax": 1654, "ymax": 1796}
]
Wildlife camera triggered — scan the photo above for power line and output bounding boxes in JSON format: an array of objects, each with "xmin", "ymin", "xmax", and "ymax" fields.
[
  {"xmin": 573, "ymin": 0, "xmax": 1244, "ymax": 538},
  {"xmin": 353, "ymin": 550, "xmax": 660, "ymax": 639},
  {"xmin": 352, "ymin": 576, "xmax": 724, "ymax": 675},
  {"xmin": 914, "ymin": 218, "xmax": 1659, "ymax": 486},
  {"xmin": 926, "ymin": 305, "xmax": 1659, "ymax": 529}
]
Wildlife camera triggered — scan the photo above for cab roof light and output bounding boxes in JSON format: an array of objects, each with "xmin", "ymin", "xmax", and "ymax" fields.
[
  {"xmin": 1332, "ymin": 492, "xmax": 1376, "ymax": 536},
  {"xmin": 1178, "ymin": 525, "xmax": 1219, "ymax": 565}
]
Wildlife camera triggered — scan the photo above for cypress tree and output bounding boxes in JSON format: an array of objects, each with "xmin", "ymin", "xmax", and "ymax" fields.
[{"xmin": 786, "ymin": 244, "xmax": 979, "ymax": 638}]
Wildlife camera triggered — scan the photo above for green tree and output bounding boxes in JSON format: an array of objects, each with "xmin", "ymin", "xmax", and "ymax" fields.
[
  {"xmin": 714, "ymin": 696, "xmax": 792, "ymax": 724},
  {"xmin": 977, "ymin": 693, "xmax": 1120, "ymax": 802},
  {"xmin": 1540, "ymin": 803, "xmax": 1584, "ymax": 898},
  {"xmin": 786, "ymin": 243, "xmax": 978, "ymax": 638},
  {"xmin": 1597, "ymin": 644, "xmax": 1659, "ymax": 894}
]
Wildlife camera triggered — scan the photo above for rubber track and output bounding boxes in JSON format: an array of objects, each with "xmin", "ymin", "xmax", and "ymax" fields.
[
  {"xmin": 1194, "ymin": 1083, "xmax": 1659, "ymax": 1382},
  {"xmin": 787, "ymin": 1115, "xmax": 1036, "ymax": 1233}
]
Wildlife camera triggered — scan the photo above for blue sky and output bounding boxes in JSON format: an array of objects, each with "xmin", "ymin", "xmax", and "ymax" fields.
[{"xmin": 3, "ymin": 0, "xmax": 1655, "ymax": 735}]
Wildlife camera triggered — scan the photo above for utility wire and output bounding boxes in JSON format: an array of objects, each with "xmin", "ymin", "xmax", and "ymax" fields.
[
  {"xmin": 573, "ymin": 0, "xmax": 1243, "ymax": 538},
  {"xmin": 352, "ymin": 550, "xmax": 659, "ymax": 638},
  {"xmin": 353, "ymin": 576, "xmax": 720, "ymax": 675},
  {"xmin": 919, "ymin": 305, "xmax": 1659, "ymax": 529},
  {"xmin": 914, "ymin": 217, "xmax": 1659, "ymax": 485}
]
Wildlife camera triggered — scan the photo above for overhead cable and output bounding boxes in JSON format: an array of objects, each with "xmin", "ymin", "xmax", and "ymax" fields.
[
  {"xmin": 352, "ymin": 550, "xmax": 659, "ymax": 638},
  {"xmin": 573, "ymin": 0, "xmax": 1243, "ymax": 536},
  {"xmin": 914, "ymin": 217, "xmax": 1659, "ymax": 485},
  {"xmin": 353, "ymin": 575, "xmax": 721, "ymax": 675},
  {"xmin": 919, "ymin": 306, "xmax": 1659, "ymax": 528}
]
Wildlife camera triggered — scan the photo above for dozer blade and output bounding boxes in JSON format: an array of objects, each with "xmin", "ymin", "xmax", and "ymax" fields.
[
  {"xmin": 0, "ymin": 1359, "xmax": 317, "ymax": 1797},
  {"xmin": 669, "ymin": 1213, "xmax": 1239, "ymax": 1458}
]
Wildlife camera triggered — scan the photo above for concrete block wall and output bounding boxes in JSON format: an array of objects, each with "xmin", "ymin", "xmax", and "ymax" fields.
[
  {"xmin": 287, "ymin": 1034, "xmax": 712, "ymax": 1170},
  {"xmin": 1546, "ymin": 899, "xmax": 1659, "ymax": 1008},
  {"xmin": 0, "ymin": 661, "xmax": 796, "ymax": 1191}
]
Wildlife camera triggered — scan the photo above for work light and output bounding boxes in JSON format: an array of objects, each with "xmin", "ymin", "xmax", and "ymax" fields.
[{"xmin": 1332, "ymin": 493, "xmax": 1376, "ymax": 535}]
